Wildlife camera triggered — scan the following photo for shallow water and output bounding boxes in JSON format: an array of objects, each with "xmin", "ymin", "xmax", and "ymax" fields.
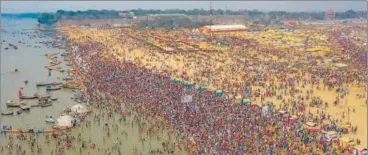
[
  {"xmin": 1, "ymin": 18, "xmax": 73, "ymax": 129},
  {"xmin": 1, "ymin": 18, "xmax": 188, "ymax": 155}
]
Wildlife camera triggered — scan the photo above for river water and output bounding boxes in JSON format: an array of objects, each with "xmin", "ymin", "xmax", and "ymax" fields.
[
  {"xmin": 1, "ymin": 18, "xmax": 72, "ymax": 129},
  {"xmin": 1, "ymin": 18, "xmax": 187, "ymax": 155}
]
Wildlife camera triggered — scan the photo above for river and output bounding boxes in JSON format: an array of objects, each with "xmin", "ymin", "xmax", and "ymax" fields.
[
  {"xmin": 1, "ymin": 18, "xmax": 73, "ymax": 129},
  {"xmin": 1, "ymin": 18, "xmax": 187, "ymax": 155}
]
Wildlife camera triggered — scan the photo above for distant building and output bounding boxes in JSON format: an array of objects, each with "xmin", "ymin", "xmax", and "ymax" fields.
[
  {"xmin": 199, "ymin": 24, "xmax": 248, "ymax": 33},
  {"xmin": 146, "ymin": 14, "xmax": 187, "ymax": 20},
  {"xmin": 148, "ymin": 14, "xmax": 187, "ymax": 17}
]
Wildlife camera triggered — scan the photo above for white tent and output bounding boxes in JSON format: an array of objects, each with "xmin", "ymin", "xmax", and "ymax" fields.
[
  {"xmin": 71, "ymin": 104, "xmax": 89, "ymax": 114},
  {"xmin": 203, "ymin": 25, "xmax": 247, "ymax": 32},
  {"xmin": 56, "ymin": 115, "xmax": 74, "ymax": 127},
  {"xmin": 181, "ymin": 95, "xmax": 193, "ymax": 103}
]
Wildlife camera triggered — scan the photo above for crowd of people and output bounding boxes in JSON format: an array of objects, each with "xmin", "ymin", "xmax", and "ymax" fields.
[
  {"xmin": 64, "ymin": 22, "xmax": 366, "ymax": 154},
  {"xmin": 3, "ymin": 20, "xmax": 365, "ymax": 154}
]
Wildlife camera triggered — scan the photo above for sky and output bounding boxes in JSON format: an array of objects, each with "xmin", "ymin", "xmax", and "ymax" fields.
[{"xmin": 1, "ymin": 1, "xmax": 366, "ymax": 13}]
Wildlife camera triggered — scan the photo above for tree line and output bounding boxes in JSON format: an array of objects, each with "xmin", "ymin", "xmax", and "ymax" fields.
[
  {"xmin": 1, "ymin": 13, "xmax": 41, "ymax": 18},
  {"xmin": 138, "ymin": 17, "xmax": 211, "ymax": 29},
  {"xmin": 34, "ymin": 9, "xmax": 366, "ymax": 25}
]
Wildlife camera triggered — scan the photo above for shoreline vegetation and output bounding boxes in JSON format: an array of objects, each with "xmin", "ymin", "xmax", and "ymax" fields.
[{"xmin": 1, "ymin": 9, "xmax": 366, "ymax": 27}]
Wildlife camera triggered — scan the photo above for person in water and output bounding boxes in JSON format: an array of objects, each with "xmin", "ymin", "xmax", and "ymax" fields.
[{"xmin": 14, "ymin": 68, "xmax": 18, "ymax": 72}]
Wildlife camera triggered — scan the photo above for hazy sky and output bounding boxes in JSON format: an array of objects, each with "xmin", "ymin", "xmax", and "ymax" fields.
[{"xmin": 1, "ymin": 1, "xmax": 366, "ymax": 13}]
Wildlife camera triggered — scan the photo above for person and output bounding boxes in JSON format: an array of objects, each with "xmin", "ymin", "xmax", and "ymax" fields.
[
  {"xmin": 24, "ymin": 80, "xmax": 28, "ymax": 84},
  {"xmin": 18, "ymin": 87, "xmax": 24, "ymax": 100},
  {"xmin": 14, "ymin": 68, "xmax": 18, "ymax": 72}
]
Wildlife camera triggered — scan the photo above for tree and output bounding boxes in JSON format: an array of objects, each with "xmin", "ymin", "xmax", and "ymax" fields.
[{"xmin": 37, "ymin": 13, "xmax": 60, "ymax": 25}]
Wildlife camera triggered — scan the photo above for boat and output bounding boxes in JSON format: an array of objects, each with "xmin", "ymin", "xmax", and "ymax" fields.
[
  {"xmin": 63, "ymin": 86, "xmax": 79, "ymax": 89},
  {"xmin": 20, "ymin": 93, "xmax": 51, "ymax": 99},
  {"xmin": 50, "ymin": 60, "xmax": 62, "ymax": 66},
  {"xmin": 66, "ymin": 69, "xmax": 75, "ymax": 73},
  {"xmin": 45, "ymin": 117, "xmax": 55, "ymax": 123},
  {"xmin": 20, "ymin": 104, "xmax": 31, "ymax": 110},
  {"xmin": 64, "ymin": 57, "xmax": 71, "ymax": 61},
  {"xmin": 61, "ymin": 52, "xmax": 70, "ymax": 56},
  {"xmin": 39, "ymin": 99, "xmax": 52, "ymax": 104},
  {"xmin": 51, "ymin": 97, "xmax": 58, "ymax": 101},
  {"xmin": 1, "ymin": 111, "xmax": 14, "ymax": 115},
  {"xmin": 63, "ymin": 76, "xmax": 73, "ymax": 81},
  {"xmin": 36, "ymin": 82, "xmax": 62, "ymax": 86},
  {"xmin": 45, "ymin": 52, "xmax": 59, "ymax": 57},
  {"xmin": 40, "ymin": 103, "xmax": 52, "ymax": 107},
  {"xmin": 6, "ymin": 100, "xmax": 24, "ymax": 107},
  {"xmin": 46, "ymin": 85, "xmax": 62, "ymax": 91},
  {"xmin": 19, "ymin": 95, "xmax": 38, "ymax": 99}
]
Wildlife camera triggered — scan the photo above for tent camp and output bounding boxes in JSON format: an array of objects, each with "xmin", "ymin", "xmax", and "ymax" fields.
[
  {"xmin": 71, "ymin": 104, "xmax": 89, "ymax": 114},
  {"xmin": 56, "ymin": 115, "xmax": 74, "ymax": 127}
]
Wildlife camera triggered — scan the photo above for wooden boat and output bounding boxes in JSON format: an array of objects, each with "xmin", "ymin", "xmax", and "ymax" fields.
[
  {"xmin": 47, "ymin": 56, "xmax": 57, "ymax": 60},
  {"xmin": 38, "ymin": 95, "xmax": 51, "ymax": 99},
  {"xmin": 36, "ymin": 82, "xmax": 62, "ymax": 86},
  {"xmin": 45, "ymin": 118, "xmax": 55, "ymax": 123},
  {"xmin": 43, "ymin": 128, "xmax": 57, "ymax": 134},
  {"xmin": 50, "ymin": 60, "xmax": 62, "ymax": 66},
  {"xmin": 66, "ymin": 68, "xmax": 75, "ymax": 73},
  {"xmin": 40, "ymin": 103, "xmax": 52, "ymax": 107},
  {"xmin": 1, "ymin": 111, "xmax": 14, "ymax": 115},
  {"xmin": 63, "ymin": 76, "xmax": 73, "ymax": 81},
  {"xmin": 20, "ymin": 104, "xmax": 31, "ymax": 110},
  {"xmin": 6, "ymin": 100, "xmax": 24, "ymax": 107},
  {"xmin": 64, "ymin": 57, "xmax": 71, "ymax": 61},
  {"xmin": 60, "ymin": 53, "xmax": 69, "ymax": 56},
  {"xmin": 46, "ymin": 85, "xmax": 62, "ymax": 91},
  {"xmin": 20, "ymin": 93, "xmax": 50, "ymax": 99},
  {"xmin": 63, "ymin": 86, "xmax": 79, "ymax": 89},
  {"xmin": 45, "ymin": 52, "xmax": 59, "ymax": 57},
  {"xmin": 38, "ymin": 99, "xmax": 52, "ymax": 104},
  {"xmin": 5, "ymin": 129, "xmax": 22, "ymax": 134},
  {"xmin": 46, "ymin": 66, "xmax": 65, "ymax": 72},
  {"xmin": 19, "ymin": 95, "xmax": 38, "ymax": 99}
]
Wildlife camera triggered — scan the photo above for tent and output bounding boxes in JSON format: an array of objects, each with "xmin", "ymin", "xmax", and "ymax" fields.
[
  {"xmin": 181, "ymin": 95, "xmax": 193, "ymax": 103},
  {"xmin": 71, "ymin": 104, "xmax": 89, "ymax": 114},
  {"xmin": 56, "ymin": 115, "xmax": 74, "ymax": 127}
]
